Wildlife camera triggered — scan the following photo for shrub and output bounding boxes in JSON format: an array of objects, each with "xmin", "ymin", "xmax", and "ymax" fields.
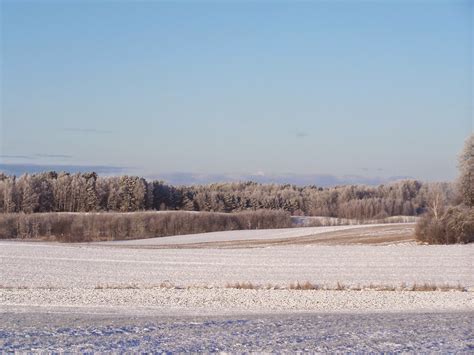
[
  {"xmin": 415, "ymin": 214, "xmax": 446, "ymax": 244},
  {"xmin": 415, "ymin": 206, "xmax": 473, "ymax": 244},
  {"xmin": 0, "ymin": 210, "xmax": 292, "ymax": 242},
  {"xmin": 443, "ymin": 206, "xmax": 474, "ymax": 244}
]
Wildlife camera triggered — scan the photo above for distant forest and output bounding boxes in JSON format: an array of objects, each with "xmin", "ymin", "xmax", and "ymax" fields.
[{"xmin": 0, "ymin": 172, "xmax": 456, "ymax": 219}]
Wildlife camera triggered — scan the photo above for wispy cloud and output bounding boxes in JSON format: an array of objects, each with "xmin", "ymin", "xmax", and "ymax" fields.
[
  {"xmin": 63, "ymin": 128, "xmax": 112, "ymax": 134},
  {"xmin": 295, "ymin": 132, "xmax": 309, "ymax": 138},
  {"xmin": 1, "ymin": 153, "xmax": 73, "ymax": 160},
  {"xmin": 0, "ymin": 154, "xmax": 32, "ymax": 160},
  {"xmin": 35, "ymin": 154, "xmax": 73, "ymax": 159}
]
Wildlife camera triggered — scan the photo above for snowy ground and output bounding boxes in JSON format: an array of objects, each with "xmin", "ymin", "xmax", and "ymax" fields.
[
  {"xmin": 0, "ymin": 224, "xmax": 472, "ymax": 315},
  {"xmin": 1, "ymin": 288, "xmax": 472, "ymax": 316},
  {"xmin": 98, "ymin": 223, "xmax": 415, "ymax": 247},
  {"xmin": 1, "ymin": 312, "xmax": 473, "ymax": 352},
  {"xmin": 100, "ymin": 224, "xmax": 369, "ymax": 245},
  {"xmin": 1, "ymin": 238, "xmax": 472, "ymax": 290},
  {"xmin": 1, "ymin": 224, "xmax": 472, "ymax": 351}
]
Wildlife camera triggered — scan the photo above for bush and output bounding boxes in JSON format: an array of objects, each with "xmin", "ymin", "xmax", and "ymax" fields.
[
  {"xmin": 443, "ymin": 206, "xmax": 474, "ymax": 244},
  {"xmin": 0, "ymin": 210, "xmax": 292, "ymax": 242},
  {"xmin": 415, "ymin": 206, "xmax": 473, "ymax": 244},
  {"xmin": 415, "ymin": 215, "xmax": 446, "ymax": 244}
]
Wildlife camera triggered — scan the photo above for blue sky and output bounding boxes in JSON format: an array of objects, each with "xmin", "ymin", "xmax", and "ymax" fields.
[{"xmin": 1, "ymin": 0, "xmax": 472, "ymax": 184}]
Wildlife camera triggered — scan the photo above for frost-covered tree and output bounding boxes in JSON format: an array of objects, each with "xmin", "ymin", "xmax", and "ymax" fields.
[
  {"xmin": 132, "ymin": 178, "xmax": 147, "ymax": 211},
  {"xmin": 3, "ymin": 176, "xmax": 18, "ymax": 213},
  {"xmin": 415, "ymin": 133, "xmax": 474, "ymax": 244},
  {"xmin": 83, "ymin": 172, "xmax": 99, "ymax": 212},
  {"xmin": 0, "ymin": 170, "xmax": 456, "ymax": 218},
  {"xmin": 118, "ymin": 176, "xmax": 134, "ymax": 212},
  {"xmin": 107, "ymin": 178, "xmax": 120, "ymax": 211},
  {"xmin": 458, "ymin": 133, "xmax": 474, "ymax": 207},
  {"xmin": 425, "ymin": 183, "xmax": 446, "ymax": 220},
  {"xmin": 181, "ymin": 192, "xmax": 195, "ymax": 211},
  {"xmin": 95, "ymin": 177, "xmax": 110, "ymax": 211},
  {"xmin": 70, "ymin": 173, "xmax": 88, "ymax": 212},
  {"xmin": 53, "ymin": 173, "xmax": 73, "ymax": 212},
  {"xmin": 18, "ymin": 174, "xmax": 40, "ymax": 213},
  {"xmin": 145, "ymin": 181, "xmax": 155, "ymax": 210}
]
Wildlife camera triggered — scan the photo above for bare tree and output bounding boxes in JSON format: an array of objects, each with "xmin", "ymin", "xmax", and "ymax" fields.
[
  {"xmin": 425, "ymin": 183, "xmax": 446, "ymax": 220},
  {"xmin": 415, "ymin": 133, "xmax": 474, "ymax": 244},
  {"xmin": 458, "ymin": 133, "xmax": 474, "ymax": 207}
]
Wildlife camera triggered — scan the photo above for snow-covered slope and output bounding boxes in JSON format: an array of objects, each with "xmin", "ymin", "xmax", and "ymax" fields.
[{"xmin": 100, "ymin": 223, "xmax": 413, "ymax": 246}]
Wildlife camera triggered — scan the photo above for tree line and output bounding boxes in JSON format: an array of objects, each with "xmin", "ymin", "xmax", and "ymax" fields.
[{"xmin": 0, "ymin": 171, "xmax": 456, "ymax": 219}]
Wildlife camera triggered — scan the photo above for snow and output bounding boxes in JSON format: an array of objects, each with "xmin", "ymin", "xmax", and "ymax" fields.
[
  {"xmin": 2, "ymin": 312, "xmax": 473, "ymax": 352},
  {"xmin": 98, "ymin": 223, "xmax": 411, "ymax": 246},
  {"xmin": 1, "ymin": 288, "xmax": 472, "ymax": 316},
  {"xmin": 1, "ymin": 241, "xmax": 472, "ymax": 289},
  {"xmin": 0, "ymin": 224, "xmax": 472, "ymax": 316}
]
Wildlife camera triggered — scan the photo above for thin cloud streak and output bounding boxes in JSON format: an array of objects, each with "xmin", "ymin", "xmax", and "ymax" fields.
[
  {"xmin": 1, "ymin": 154, "xmax": 73, "ymax": 160},
  {"xmin": 63, "ymin": 128, "xmax": 113, "ymax": 134},
  {"xmin": 0, "ymin": 154, "xmax": 32, "ymax": 159},
  {"xmin": 35, "ymin": 154, "xmax": 73, "ymax": 159},
  {"xmin": 295, "ymin": 132, "xmax": 309, "ymax": 138}
]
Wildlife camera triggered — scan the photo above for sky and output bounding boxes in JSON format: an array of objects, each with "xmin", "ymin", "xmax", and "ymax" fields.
[{"xmin": 0, "ymin": 0, "xmax": 472, "ymax": 185}]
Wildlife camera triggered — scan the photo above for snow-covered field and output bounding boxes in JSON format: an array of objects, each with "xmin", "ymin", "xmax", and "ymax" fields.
[
  {"xmin": 0, "ymin": 223, "xmax": 472, "ymax": 315},
  {"xmin": 102, "ymin": 224, "xmax": 393, "ymax": 245},
  {"xmin": 2, "ymin": 287, "xmax": 472, "ymax": 316},
  {"xmin": 100, "ymin": 223, "xmax": 415, "ymax": 247},
  {"xmin": 1, "ymin": 224, "xmax": 472, "ymax": 351},
  {"xmin": 1, "ymin": 237, "xmax": 472, "ymax": 290}
]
